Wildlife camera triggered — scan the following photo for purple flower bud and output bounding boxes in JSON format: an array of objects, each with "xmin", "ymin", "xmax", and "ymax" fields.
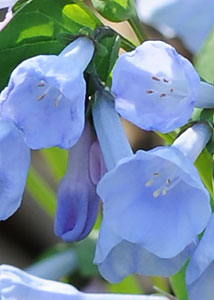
[{"xmin": 54, "ymin": 122, "xmax": 101, "ymax": 242}]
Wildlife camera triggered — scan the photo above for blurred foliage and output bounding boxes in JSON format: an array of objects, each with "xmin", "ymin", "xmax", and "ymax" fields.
[{"xmin": 195, "ymin": 30, "xmax": 214, "ymax": 84}]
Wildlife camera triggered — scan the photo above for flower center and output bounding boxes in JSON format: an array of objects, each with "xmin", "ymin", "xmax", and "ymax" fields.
[
  {"xmin": 36, "ymin": 79, "xmax": 63, "ymax": 107},
  {"xmin": 145, "ymin": 169, "xmax": 180, "ymax": 198},
  {"xmin": 145, "ymin": 75, "xmax": 187, "ymax": 100}
]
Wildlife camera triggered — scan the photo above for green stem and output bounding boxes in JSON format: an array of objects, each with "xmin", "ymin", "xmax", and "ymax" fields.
[
  {"xmin": 128, "ymin": 14, "xmax": 147, "ymax": 44},
  {"xmin": 120, "ymin": 35, "xmax": 136, "ymax": 51}
]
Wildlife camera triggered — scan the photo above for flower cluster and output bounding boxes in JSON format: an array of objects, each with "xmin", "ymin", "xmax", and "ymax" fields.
[{"xmin": 0, "ymin": 26, "xmax": 213, "ymax": 299}]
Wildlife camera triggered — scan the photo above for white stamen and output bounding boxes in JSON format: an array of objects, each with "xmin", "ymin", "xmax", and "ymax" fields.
[
  {"xmin": 54, "ymin": 94, "xmax": 63, "ymax": 107},
  {"xmin": 152, "ymin": 75, "xmax": 161, "ymax": 81},
  {"xmin": 153, "ymin": 189, "xmax": 161, "ymax": 198},
  {"xmin": 167, "ymin": 178, "xmax": 181, "ymax": 192},
  {"xmin": 162, "ymin": 187, "xmax": 167, "ymax": 196},
  {"xmin": 37, "ymin": 93, "xmax": 46, "ymax": 101},
  {"xmin": 145, "ymin": 179, "xmax": 154, "ymax": 187},
  {"xmin": 37, "ymin": 80, "xmax": 46, "ymax": 87},
  {"xmin": 146, "ymin": 90, "xmax": 154, "ymax": 94},
  {"xmin": 166, "ymin": 178, "xmax": 171, "ymax": 185},
  {"xmin": 37, "ymin": 86, "xmax": 51, "ymax": 102}
]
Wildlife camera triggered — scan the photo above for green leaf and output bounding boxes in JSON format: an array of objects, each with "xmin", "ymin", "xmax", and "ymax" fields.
[
  {"xmin": 41, "ymin": 147, "xmax": 68, "ymax": 182},
  {"xmin": 170, "ymin": 263, "xmax": 188, "ymax": 300},
  {"xmin": 195, "ymin": 148, "xmax": 214, "ymax": 206},
  {"xmin": 26, "ymin": 166, "xmax": 56, "ymax": 218},
  {"xmin": 75, "ymin": 233, "xmax": 99, "ymax": 277},
  {"xmin": 107, "ymin": 275, "xmax": 143, "ymax": 294},
  {"xmin": 152, "ymin": 277, "xmax": 170, "ymax": 293},
  {"xmin": 195, "ymin": 30, "xmax": 214, "ymax": 84},
  {"xmin": 0, "ymin": 0, "xmax": 102, "ymax": 90},
  {"xmin": 91, "ymin": 0, "xmax": 135, "ymax": 22},
  {"xmin": 95, "ymin": 35, "xmax": 121, "ymax": 83}
]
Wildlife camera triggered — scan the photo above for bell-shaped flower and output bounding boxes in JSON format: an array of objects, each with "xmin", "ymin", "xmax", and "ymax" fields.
[
  {"xmin": 0, "ymin": 119, "xmax": 30, "ymax": 221},
  {"xmin": 92, "ymin": 92, "xmax": 211, "ymax": 282},
  {"xmin": 136, "ymin": 0, "xmax": 214, "ymax": 54},
  {"xmin": 0, "ymin": 264, "xmax": 169, "ymax": 300},
  {"xmin": 111, "ymin": 40, "xmax": 201, "ymax": 133},
  {"xmin": 186, "ymin": 213, "xmax": 214, "ymax": 300},
  {"xmin": 54, "ymin": 122, "xmax": 105, "ymax": 242},
  {"xmin": 0, "ymin": 37, "xmax": 95, "ymax": 149}
]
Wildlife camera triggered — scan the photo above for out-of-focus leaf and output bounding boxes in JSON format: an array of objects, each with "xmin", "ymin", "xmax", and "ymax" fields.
[
  {"xmin": 170, "ymin": 263, "xmax": 188, "ymax": 300},
  {"xmin": 152, "ymin": 277, "xmax": 170, "ymax": 293},
  {"xmin": 195, "ymin": 148, "xmax": 214, "ymax": 206},
  {"xmin": 91, "ymin": 0, "xmax": 135, "ymax": 22},
  {"xmin": 75, "ymin": 233, "xmax": 99, "ymax": 277},
  {"xmin": 26, "ymin": 166, "xmax": 56, "ymax": 218},
  {"xmin": 107, "ymin": 275, "xmax": 143, "ymax": 294},
  {"xmin": 41, "ymin": 148, "xmax": 68, "ymax": 182},
  {"xmin": 0, "ymin": 0, "xmax": 102, "ymax": 90},
  {"xmin": 195, "ymin": 30, "xmax": 214, "ymax": 84}
]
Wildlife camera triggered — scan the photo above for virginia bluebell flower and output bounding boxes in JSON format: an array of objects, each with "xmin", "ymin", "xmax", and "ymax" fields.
[
  {"xmin": 186, "ymin": 213, "xmax": 214, "ymax": 300},
  {"xmin": 54, "ymin": 122, "xmax": 103, "ymax": 242},
  {"xmin": 0, "ymin": 265, "xmax": 168, "ymax": 300},
  {"xmin": 0, "ymin": 119, "xmax": 30, "ymax": 221},
  {"xmin": 0, "ymin": 37, "xmax": 94, "ymax": 149},
  {"xmin": 136, "ymin": 0, "xmax": 214, "ymax": 54},
  {"xmin": 111, "ymin": 41, "xmax": 200, "ymax": 133},
  {"xmin": 92, "ymin": 92, "xmax": 211, "ymax": 281}
]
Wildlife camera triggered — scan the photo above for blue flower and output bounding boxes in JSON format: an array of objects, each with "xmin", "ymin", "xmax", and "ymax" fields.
[
  {"xmin": 111, "ymin": 40, "xmax": 200, "ymax": 133},
  {"xmin": 0, "ymin": 37, "xmax": 94, "ymax": 149},
  {"xmin": 0, "ymin": 264, "xmax": 168, "ymax": 300},
  {"xmin": 97, "ymin": 143, "xmax": 211, "ymax": 259},
  {"xmin": 136, "ymin": 0, "xmax": 214, "ymax": 53},
  {"xmin": 92, "ymin": 93, "xmax": 211, "ymax": 282},
  {"xmin": 94, "ymin": 217, "xmax": 196, "ymax": 283},
  {"xmin": 0, "ymin": 119, "xmax": 30, "ymax": 221},
  {"xmin": 54, "ymin": 122, "xmax": 105, "ymax": 242},
  {"xmin": 186, "ymin": 213, "xmax": 214, "ymax": 300}
]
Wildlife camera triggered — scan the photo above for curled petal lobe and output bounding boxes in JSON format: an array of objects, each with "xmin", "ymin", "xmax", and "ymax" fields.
[
  {"xmin": 112, "ymin": 40, "xmax": 200, "ymax": 133},
  {"xmin": 0, "ymin": 119, "xmax": 30, "ymax": 221},
  {"xmin": 0, "ymin": 37, "xmax": 95, "ymax": 149},
  {"xmin": 94, "ymin": 219, "xmax": 196, "ymax": 283}
]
